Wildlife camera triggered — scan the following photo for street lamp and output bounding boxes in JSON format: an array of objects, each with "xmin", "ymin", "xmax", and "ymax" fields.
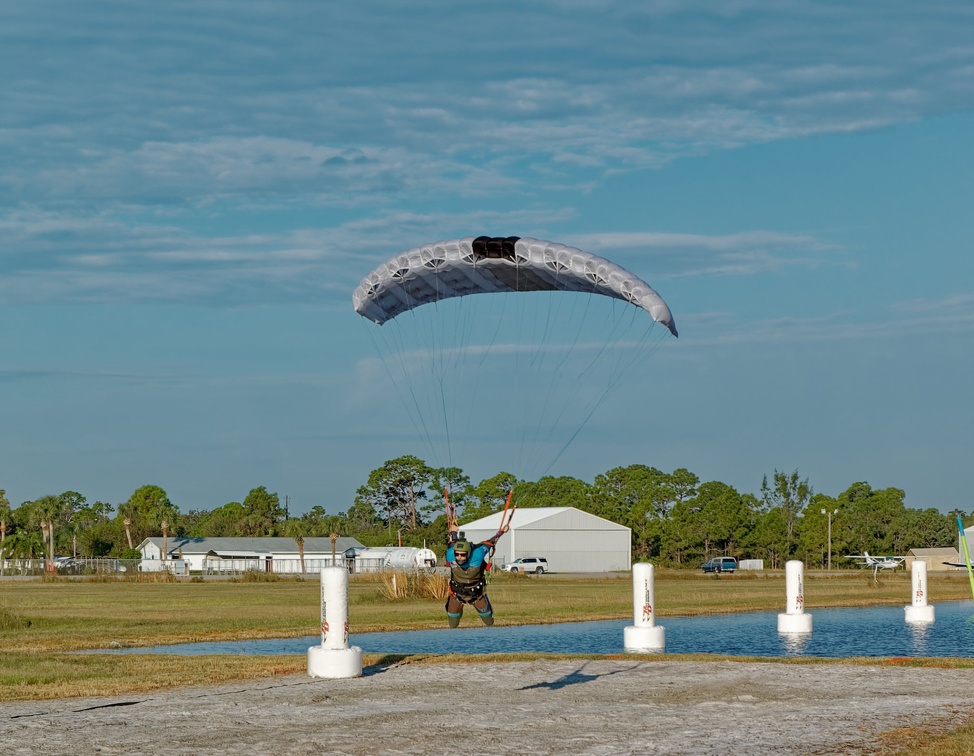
[{"xmin": 821, "ymin": 508, "xmax": 838, "ymax": 570}]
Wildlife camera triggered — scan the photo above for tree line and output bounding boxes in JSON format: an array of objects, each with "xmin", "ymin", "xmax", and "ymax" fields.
[{"xmin": 0, "ymin": 456, "xmax": 964, "ymax": 568}]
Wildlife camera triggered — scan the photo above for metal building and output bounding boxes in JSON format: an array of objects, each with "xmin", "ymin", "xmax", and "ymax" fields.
[{"xmin": 459, "ymin": 507, "xmax": 631, "ymax": 573}]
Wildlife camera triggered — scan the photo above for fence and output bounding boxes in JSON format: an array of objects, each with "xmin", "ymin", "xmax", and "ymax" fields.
[
  {"xmin": 0, "ymin": 556, "xmax": 432, "ymax": 578},
  {"xmin": 0, "ymin": 557, "xmax": 136, "ymax": 576},
  {"xmin": 201, "ymin": 557, "xmax": 393, "ymax": 575}
]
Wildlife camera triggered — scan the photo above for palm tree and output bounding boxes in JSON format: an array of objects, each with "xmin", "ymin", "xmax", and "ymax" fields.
[
  {"xmin": 40, "ymin": 520, "xmax": 51, "ymax": 572},
  {"xmin": 0, "ymin": 489, "xmax": 10, "ymax": 576},
  {"xmin": 0, "ymin": 520, "xmax": 7, "ymax": 577},
  {"xmin": 296, "ymin": 536, "xmax": 305, "ymax": 575},
  {"xmin": 117, "ymin": 502, "xmax": 136, "ymax": 550},
  {"xmin": 161, "ymin": 518, "xmax": 169, "ymax": 562}
]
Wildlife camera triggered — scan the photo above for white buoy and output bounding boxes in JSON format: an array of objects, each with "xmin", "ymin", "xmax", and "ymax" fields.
[
  {"xmin": 308, "ymin": 567, "xmax": 363, "ymax": 678},
  {"xmin": 624, "ymin": 562, "xmax": 665, "ymax": 652},
  {"xmin": 905, "ymin": 560, "xmax": 935, "ymax": 623},
  {"xmin": 777, "ymin": 560, "xmax": 813, "ymax": 633}
]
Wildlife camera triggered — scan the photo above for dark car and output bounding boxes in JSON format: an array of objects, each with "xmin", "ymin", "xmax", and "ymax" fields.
[{"xmin": 701, "ymin": 557, "xmax": 738, "ymax": 573}]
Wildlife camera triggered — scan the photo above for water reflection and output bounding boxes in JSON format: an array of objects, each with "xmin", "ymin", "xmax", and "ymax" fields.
[
  {"xmin": 97, "ymin": 600, "xmax": 974, "ymax": 659},
  {"xmin": 908, "ymin": 622, "xmax": 931, "ymax": 656},
  {"xmin": 779, "ymin": 632, "xmax": 810, "ymax": 656}
]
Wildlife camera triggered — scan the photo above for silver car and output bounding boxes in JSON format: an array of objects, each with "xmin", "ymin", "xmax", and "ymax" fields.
[{"xmin": 502, "ymin": 557, "xmax": 548, "ymax": 574}]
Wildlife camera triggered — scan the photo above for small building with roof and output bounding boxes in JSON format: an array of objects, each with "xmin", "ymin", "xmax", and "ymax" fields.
[
  {"xmin": 458, "ymin": 506, "xmax": 631, "ymax": 573},
  {"xmin": 137, "ymin": 536, "xmax": 367, "ymax": 574},
  {"xmin": 907, "ymin": 546, "xmax": 961, "ymax": 572}
]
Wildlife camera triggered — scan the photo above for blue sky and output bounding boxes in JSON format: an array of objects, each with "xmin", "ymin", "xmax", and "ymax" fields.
[{"xmin": 2, "ymin": 1, "xmax": 972, "ymax": 515}]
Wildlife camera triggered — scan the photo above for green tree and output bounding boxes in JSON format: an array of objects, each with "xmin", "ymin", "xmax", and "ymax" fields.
[
  {"xmin": 517, "ymin": 475, "xmax": 592, "ymax": 509},
  {"xmin": 760, "ymin": 470, "xmax": 812, "ymax": 558},
  {"xmin": 426, "ymin": 466, "xmax": 471, "ymax": 520},
  {"xmin": 835, "ymin": 483, "xmax": 905, "ymax": 556},
  {"xmin": 355, "ymin": 456, "xmax": 434, "ymax": 531},
  {"xmin": 190, "ymin": 502, "xmax": 246, "ymax": 537},
  {"xmin": 750, "ymin": 507, "xmax": 789, "ymax": 569},
  {"xmin": 241, "ymin": 487, "xmax": 286, "ymax": 536},
  {"xmin": 462, "ymin": 472, "xmax": 518, "ymax": 521},
  {"xmin": 118, "ymin": 485, "xmax": 177, "ymax": 547},
  {"xmin": 298, "ymin": 505, "xmax": 347, "ymax": 537},
  {"xmin": 592, "ymin": 465, "xmax": 681, "ymax": 557},
  {"xmin": 694, "ymin": 481, "xmax": 755, "ymax": 559},
  {"xmin": 0, "ymin": 489, "xmax": 11, "ymax": 564}
]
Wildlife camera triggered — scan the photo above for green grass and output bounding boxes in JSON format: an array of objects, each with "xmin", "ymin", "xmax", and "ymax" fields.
[{"xmin": 2, "ymin": 569, "xmax": 974, "ymax": 702}]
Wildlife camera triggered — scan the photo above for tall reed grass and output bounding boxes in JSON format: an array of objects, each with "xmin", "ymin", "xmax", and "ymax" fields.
[{"xmin": 378, "ymin": 570, "xmax": 449, "ymax": 600}]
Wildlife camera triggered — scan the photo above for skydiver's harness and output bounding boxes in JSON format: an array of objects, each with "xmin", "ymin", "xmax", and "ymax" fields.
[
  {"xmin": 447, "ymin": 538, "xmax": 496, "ymax": 604},
  {"xmin": 448, "ymin": 574, "xmax": 489, "ymax": 604}
]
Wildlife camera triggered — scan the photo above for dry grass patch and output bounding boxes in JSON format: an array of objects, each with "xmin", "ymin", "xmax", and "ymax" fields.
[
  {"xmin": 0, "ymin": 652, "xmax": 306, "ymax": 702},
  {"xmin": 378, "ymin": 571, "xmax": 449, "ymax": 600}
]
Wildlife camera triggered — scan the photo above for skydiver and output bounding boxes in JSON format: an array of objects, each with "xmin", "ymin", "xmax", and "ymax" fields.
[{"xmin": 444, "ymin": 524, "xmax": 509, "ymax": 628}]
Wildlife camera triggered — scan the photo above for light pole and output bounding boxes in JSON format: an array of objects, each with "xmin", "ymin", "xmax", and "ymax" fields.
[{"xmin": 821, "ymin": 508, "xmax": 837, "ymax": 570}]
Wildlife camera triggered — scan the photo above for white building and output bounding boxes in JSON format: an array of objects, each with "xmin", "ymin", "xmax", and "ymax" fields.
[
  {"xmin": 137, "ymin": 536, "xmax": 367, "ymax": 574},
  {"xmin": 459, "ymin": 506, "xmax": 631, "ymax": 573}
]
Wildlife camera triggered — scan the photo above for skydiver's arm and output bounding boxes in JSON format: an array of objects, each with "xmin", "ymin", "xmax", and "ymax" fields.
[{"xmin": 482, "ymin": 524, "xmax": 510, "ymax": 549}]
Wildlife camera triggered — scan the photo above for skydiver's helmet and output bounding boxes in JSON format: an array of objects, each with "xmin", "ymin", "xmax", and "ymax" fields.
[{"xmin": 453, "ymin": 540, "xmax": 471, "ymax": 563}]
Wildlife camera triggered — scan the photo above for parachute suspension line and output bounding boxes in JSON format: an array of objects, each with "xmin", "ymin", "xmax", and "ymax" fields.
[
  {"xmin": 353, "ymin": 236, "xmax": 678, "ymax": 485},
  {"xmin": 359, "ymin": 317, "xmax": 438, "ymax": 464},
  {"xmin": 445, "ymin": 486, "xmax": 457, "ymax": 530},
  {"xmin": 531, "ymin": 299, "xmax": 672, "ymax": 480},
  {"xmin": 514, "ymin": 282, "xmax": 623, "ymax": 476},
  {"xmin": 390, "ymin": 309, "xmax": 442, "ymax": 463}
]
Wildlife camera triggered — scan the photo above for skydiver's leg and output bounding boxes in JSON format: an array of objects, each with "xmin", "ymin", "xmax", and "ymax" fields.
[
  {"xmin": 445, "ymin": 594, "xmax": 464, "ymax": 629},
  {"xmin": 472, "ymin": 593, "xmax": 494, "ymax": 626}
]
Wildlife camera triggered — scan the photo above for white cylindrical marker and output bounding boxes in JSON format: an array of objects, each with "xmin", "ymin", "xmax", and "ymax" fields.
[
  {"xmin": 905, "ymin": 560, "xmax": 935, "ymax": 623},
  {"xmin": 624, "ymin": 562, "xmax": 665, "ymax": 652},
  {"xmin": 308, "ymin": 567, "xmax": 363, "ymax": 678},
  {"xmin": 777, "ymin": 560, "xmax": 813, "ymax": 633}
]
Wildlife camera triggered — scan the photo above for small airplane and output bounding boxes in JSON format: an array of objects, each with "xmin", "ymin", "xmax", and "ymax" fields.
[{"xmin": 845, "ymin": 552, "xmax": 906, "ymax": 581}]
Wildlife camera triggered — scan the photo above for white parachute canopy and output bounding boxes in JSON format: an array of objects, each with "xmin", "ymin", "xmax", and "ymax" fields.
[
  {"xmin": 353, "ymin": 236, "xmax": 677, "ymax": 336},
  {"xmin": 352, "ymin": 235, "xmax": 677, "ymax": 479}
]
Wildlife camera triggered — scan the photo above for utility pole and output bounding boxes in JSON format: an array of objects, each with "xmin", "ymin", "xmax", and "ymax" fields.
[{"xmin": 821, "ymin": 508, "xmax": 837, "ymax": 570}]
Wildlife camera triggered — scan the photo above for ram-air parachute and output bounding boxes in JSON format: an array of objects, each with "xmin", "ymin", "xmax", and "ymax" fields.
[
  {"xmin": 353, "ymin": 236, "xmax": 677, "ymax": 336},
  {"xmin": 353, "ymin": 235, "xmax": 677, "ymax": 479}
]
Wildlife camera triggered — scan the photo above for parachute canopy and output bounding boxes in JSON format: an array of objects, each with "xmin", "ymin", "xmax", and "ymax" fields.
[{"xmin": 352, "ymin": 236, "xmax": 678, "ymax": 337}]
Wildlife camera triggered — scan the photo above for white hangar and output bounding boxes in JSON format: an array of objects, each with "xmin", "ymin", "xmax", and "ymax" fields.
[{"xmin": 460, "ymin": 506, "xmax": 631, "ymax": 573}]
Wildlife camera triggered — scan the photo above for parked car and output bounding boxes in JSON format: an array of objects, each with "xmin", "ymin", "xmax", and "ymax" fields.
[
  {"xmin": 701, "ymin": 557, "xmax": 738, "ymax": 573},
  {"xmin": 501, "ymin": 557, "xmax": 548, "ymax": 574}
]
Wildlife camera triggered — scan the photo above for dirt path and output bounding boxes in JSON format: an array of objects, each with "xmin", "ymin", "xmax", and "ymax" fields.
[{"xmin": 4, "ymin": 659, "xmax": 974, "ymax": 755}]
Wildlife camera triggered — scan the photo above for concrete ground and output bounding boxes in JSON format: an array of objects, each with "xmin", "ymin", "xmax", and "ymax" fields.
[{"xmin": 4, "ymin": 658, "xmax": 974, "ymax": 755}]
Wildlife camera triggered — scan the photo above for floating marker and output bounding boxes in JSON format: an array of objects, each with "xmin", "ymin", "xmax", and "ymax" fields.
[
  {"xmin": 905, "ymin": 560, "xmax": 935, "ymax": 624},
  {"xmin": 624, "ymin": 562, "xmax": 665, "ymax": 652},
  {"xmin": 777, "ymin": 560, "xmax": 813, "ymax": 634},
  {"xmin": 308, "ymin": 567, "xmax": 363, "ymax": 678}
]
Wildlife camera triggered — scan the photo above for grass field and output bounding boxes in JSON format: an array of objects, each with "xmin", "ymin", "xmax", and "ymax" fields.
[{"xmin": 2, "ymin": 569, "xmax": 974, "ymax": 703}]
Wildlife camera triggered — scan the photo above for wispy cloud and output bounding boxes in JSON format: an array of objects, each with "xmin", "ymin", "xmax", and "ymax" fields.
[
  {"xmin": 0, "ymin": 2, "xmax": 969, "ymax": 307},
  {"xmin": 679, "ymin": 294, "xmax": 974, "ymax": 348}
]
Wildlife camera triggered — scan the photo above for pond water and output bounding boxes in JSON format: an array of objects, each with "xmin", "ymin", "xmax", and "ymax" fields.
[{"xmin": 102, "ymin": 601, "xmax": 974, "ymax": 658}]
